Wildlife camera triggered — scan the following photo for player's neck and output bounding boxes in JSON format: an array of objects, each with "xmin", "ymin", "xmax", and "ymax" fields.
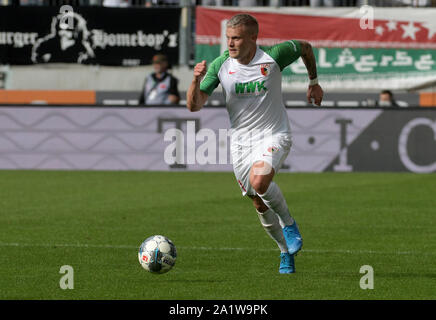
[{"xmin": 237, "ymin": 46, "xmax": 257, "ymax": 65}]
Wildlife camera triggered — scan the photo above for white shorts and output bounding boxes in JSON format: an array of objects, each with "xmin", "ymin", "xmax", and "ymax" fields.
[{"xmin": 231, "ymin": 133, "xmax": 292, "ymax": 196}]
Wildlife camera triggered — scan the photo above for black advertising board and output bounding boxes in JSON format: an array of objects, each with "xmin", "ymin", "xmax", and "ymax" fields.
[{"xmin": 0, "ymin": 6, "xmax": 180, "ymax": 66}]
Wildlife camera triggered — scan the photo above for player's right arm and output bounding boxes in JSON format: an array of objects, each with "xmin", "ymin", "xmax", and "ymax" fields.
[
  {"xmin": 299, "ymin": 41, "xmax": 323, "ymax": 106},
  {"xmin": 186, "ymin": 60, "xmax": 209, "ymax": 112}
]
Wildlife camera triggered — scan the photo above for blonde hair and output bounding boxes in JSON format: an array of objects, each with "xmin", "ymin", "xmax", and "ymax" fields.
[{"xmin": 226, "ymin": 14, "xmax": 259, "ymax": 36}]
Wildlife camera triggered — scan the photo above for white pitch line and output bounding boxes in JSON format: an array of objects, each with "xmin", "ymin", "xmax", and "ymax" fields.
[{"xmin": 0, "ymin": 242, "xmax": 433, "ymax": 256}]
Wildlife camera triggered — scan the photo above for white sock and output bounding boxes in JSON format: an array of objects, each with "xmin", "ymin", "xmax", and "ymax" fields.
[
  {"xmin": 257, "ymin": 182, "xmax": 295, "ymax": 228},
  {"xmin": 257, "ymin": 208, "xmax": 288, "ymax": 253}
]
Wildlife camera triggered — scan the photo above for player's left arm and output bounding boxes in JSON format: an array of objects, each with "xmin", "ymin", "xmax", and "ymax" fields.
[{"xmin": 299, "ymin": 40, "xmax": 323, "ymax": 106}]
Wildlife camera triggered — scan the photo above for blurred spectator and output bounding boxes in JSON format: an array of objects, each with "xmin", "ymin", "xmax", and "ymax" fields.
[
  {"xmin": 201, "ymin": 0, "xmax": 223, "ymax": 5},
  {"xmin": 139, "ymin": 54, "xmax": 180, "ymax": 105},
  {"xmin": 311, "ymin": 0, "xmax": 358, "ymax": 5},
  {"xmin": 238, "ymin": 0, "xmax": 258, "ymax": 5},
  {"xmin": 19, "ymin": 0, "xmax": 43, "ymax": 5},
  {"xmin": 378, "ymin": 90, "xmax": 399, "ymax": 107},
  {"xmin": 310, "ymin": 0, "xmax": 336, "ymax": 5},
  {"xmin": 145, "ymin": 0, "xmax": 180, "ymax": 5},
  {"xmin": 103, "ymin": 0, "xmax": 130, "ymax": 6}
]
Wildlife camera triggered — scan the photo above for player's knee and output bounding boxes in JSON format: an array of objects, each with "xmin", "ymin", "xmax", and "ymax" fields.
[{"xmin": 251, "ymin": 177, "xmax": 270, "ymax": 195}]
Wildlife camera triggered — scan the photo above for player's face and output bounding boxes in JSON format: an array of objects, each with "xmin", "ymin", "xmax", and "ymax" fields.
[{"xmin": 226, "ymin": 26, "xmax": 256, "ymax": 61}]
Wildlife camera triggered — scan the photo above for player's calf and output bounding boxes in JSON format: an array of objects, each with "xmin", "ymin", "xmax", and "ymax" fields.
[{"xmin": 249, "ymin": 195, "xmax": 269, "ymax": 212}]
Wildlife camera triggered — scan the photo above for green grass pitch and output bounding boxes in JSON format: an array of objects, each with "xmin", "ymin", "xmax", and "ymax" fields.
[{"xmin": 0, "ymin": 170, "xmax": 435, "ymax": 299}]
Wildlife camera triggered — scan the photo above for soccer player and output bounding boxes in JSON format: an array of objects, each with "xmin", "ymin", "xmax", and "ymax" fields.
[{"xmin": 186, "ymin": 14, "xmax": 323, "ymax": 273}]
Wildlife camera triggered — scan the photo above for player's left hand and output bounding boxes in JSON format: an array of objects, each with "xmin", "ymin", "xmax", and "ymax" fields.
[{"xmin": 307, "ymin": 84, "xmax": 323, "ymax": 106}]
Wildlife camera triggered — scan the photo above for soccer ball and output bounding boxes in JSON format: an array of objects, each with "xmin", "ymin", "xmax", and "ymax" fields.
[{"xmin": 138, "ymin": 235, "xmax": 177, "ymax": 274}]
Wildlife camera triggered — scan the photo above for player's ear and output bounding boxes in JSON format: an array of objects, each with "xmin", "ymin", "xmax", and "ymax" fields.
[{"xmin": 251, "ymin": 33, "xmax": 258, "ymax": 42}]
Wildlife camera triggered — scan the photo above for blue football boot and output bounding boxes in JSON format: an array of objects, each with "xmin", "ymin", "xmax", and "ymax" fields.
[
  {"xmin": 283, "ymin": 222, "xmax": 303, "ymax": 255},
  {"xmin": 279, "ymin": 252, "xmax": 295, "ymax": 274}
]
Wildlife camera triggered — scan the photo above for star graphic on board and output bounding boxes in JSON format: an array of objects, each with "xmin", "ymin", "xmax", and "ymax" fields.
[
  {"xmin": 400, "ymin": 22, "xmax": 420, "ymax": 40},
  {"xmin": 386, "ymin": 20, "xmax": 397, "ymax": 31},
  {"xmin": 421, "ymin": 21, "xmax": 436, "ymax": 40},
  {"xmin": 375, "ymin": 25, "xmax": 384, "ymax": 36}
]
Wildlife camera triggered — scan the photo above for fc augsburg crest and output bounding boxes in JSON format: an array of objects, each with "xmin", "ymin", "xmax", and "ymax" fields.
[{"xmin": 260, "ymin": 64, "xmax": 270, "ymax": 76}]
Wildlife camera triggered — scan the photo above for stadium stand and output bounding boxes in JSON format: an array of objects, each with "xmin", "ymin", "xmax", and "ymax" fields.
[
  {"xmin": 0, "ymin": 1, "xmax": 435, "ymax": 107},
  {"xmin": 1, "ymin": 0, "xmax": 436, "ymax": 6}
]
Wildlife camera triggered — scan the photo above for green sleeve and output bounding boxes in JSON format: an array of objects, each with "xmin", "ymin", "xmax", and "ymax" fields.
[
  {"xmin": 262, "ymin": 40, "xmax": 301, "ymax": 72},
  {"xmin": 199, "ymin": 51, "xmax": 229, "ymax": 96}
]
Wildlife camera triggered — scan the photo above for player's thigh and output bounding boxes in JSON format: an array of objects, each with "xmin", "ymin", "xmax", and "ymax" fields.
[
  {"xmin": 249, "ymin": 135, "xmax": 291, "ymax": 192},
  {"xmin": 251, "ymin": 134, "xmax": 291, "ymax": 174},
  {"xmin": 231, "ymin": 144, "xmax": 257, "ymax": 197},
  {"xmin": 249, "ymin": 161, "xmax": 275, "ymax": 194}
]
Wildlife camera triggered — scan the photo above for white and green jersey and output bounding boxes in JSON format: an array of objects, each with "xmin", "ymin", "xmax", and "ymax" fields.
[{"xmin": 200, "ymin": 40, "xmax": 301, "ymax": 143}]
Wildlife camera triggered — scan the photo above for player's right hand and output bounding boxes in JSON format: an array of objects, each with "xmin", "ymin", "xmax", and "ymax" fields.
[
  {"xmin": 307, "ymin": 84, "xmax": 324, "ymax": 107},
  {"xmin": 194, "ymin": 60, "xmax": 207, "ymax": 80}
]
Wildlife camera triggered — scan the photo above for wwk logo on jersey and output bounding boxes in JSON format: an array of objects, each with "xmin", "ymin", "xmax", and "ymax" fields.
[{"xmin": 235, "ymin": 81, "xmax": 268, "ymax": 95}]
